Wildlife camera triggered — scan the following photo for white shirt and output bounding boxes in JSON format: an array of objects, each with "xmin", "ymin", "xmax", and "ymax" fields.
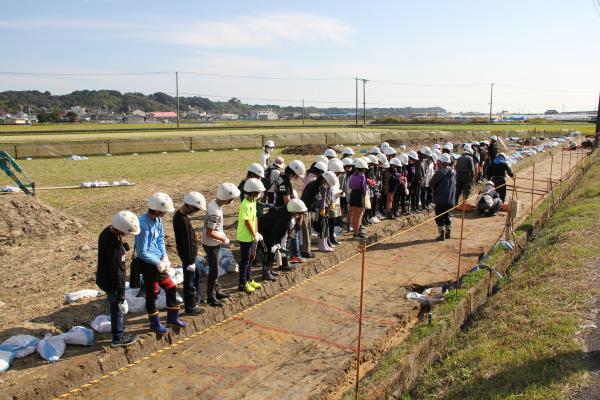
[
  {"xmin": 260, "ymin": 152, "xmax": 270, "ymax": 169},
  {"xmin": 202, "ymin": 200, "xmax": 224, "ymax": 246}
]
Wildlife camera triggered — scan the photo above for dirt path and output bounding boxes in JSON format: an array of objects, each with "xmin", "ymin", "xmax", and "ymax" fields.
[{"xmin": 55, "ymin": 152, "xmax": 579, "ymax": 400}]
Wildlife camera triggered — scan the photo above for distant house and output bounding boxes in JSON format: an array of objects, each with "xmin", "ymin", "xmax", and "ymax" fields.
[
  {"xmin": 123, "ymin": 115, "xmax": 145, "ymax": 124},
  {"xmin": 184, "ymin": 111, "xmax": 208, "ymax": 120},
  {"xmin": 1, "ymin": 116, "xmax": 30, "ymax": 125},
  {"xmin": 249, "ymin": 110, "xmax": 278, "ymax": 120},
  {"xmin": 131, "ymin": 109, "xmax": 146, "ymax": 117},
  {"xmin": 218, "ymin": 113, "xmax": 239, "ymax": 121},
  {"xmin": 544, "ymin": 110, "xmax": 559, "ymax": 115},
  {"xmin": 148, "ymin": 111, "xmax": 178, "ymax": 122}
]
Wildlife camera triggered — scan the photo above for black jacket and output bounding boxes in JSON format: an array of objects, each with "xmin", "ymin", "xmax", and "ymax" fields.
[
  {"xmin": 96, "ymin": 226, "xmax": 127, "ymax": 298},
  {"xmin": 172, "ymin": 210, "xmax": 197, "ymax": 266},
  {"xmin": 258, "ymin": 206, "xmax": 292, "ymax": 248},
  {"xmin": 489, "ymin": 143, "xmax": 498, "ymax": 162},
  {"xmin": 301, "ymin": 177, "xmax": 323, "ymax": 211},
  {"xmin": 430, "ymin": 167, "xmax": 456, "ymax": 206},
  {"xmin": 455, "ymin": 154, "xmax": 475, "ymax": 176},
  {"xmin": 486, "ymin": 161, "xmax": 514, "ymax": 180}
]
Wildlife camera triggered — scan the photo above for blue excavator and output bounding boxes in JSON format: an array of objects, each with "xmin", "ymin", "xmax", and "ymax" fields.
[{"xmin": 0, "ymin": 151, "xmax": 35, "ymax": 195}]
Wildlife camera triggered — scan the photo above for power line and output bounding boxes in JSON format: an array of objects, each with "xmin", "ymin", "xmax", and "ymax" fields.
[
  {"xmin": 495, "ymin": 83, "xmax": 596, "ymax": 94},
  {"xmin": 369, "ymin": 80, "xmax": 488, "ymax": 87},
  {"xmin": 0, "ymin": 71, "xmax": 171, "ymax": 77},
  {"xmin": 180, "ymin": 71, "xmax": 353, "ymax": 81}
]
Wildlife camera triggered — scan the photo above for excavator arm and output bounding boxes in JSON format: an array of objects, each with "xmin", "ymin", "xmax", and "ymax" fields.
[{"xmin": 0, "ymin": 151, "xmax": 35, "ymax": 195}]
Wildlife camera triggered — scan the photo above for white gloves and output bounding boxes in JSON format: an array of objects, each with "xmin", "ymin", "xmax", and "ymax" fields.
[
  {"xmin": 222, "ymin": 237, "xmax": 230, "ymax": 246},
  {"xmin": 254, "ymin": 232, "xmax": 263, "ymax": 242},
  {"xmin": 186, "ymin": 263, "xmax": 196, "ymax": 272},
  {"xmin": 118, "ymin": 299, "xmax": 129, "ymax": 314},
  {"xmin": 156, "ymin": 260, "xmax": 166, "ymax": 273}
]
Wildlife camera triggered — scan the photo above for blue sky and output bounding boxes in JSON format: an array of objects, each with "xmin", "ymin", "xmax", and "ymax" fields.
[{"xmin": 1, "ymin": 0, "xmax": 599, "ymax": 112}]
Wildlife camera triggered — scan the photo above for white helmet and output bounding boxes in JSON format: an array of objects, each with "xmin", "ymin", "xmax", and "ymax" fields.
[
  {"xmin": 287, "ymin": 198, "xmax": 308, "ymax": 213},
  {"xmin": 398, "ymin": 154, "xmax": 409, "ymax": 166},
  {"xmin": 148, "ymin": 192, "xmax": 175, "ymax": 213},
  {"xmin": 432, "ymin": 144, "xmax": 441, "ymax": 150},
  {"xmin": 322, "ymin": 171, "xmax": 339, "ymax": 187},
  {"xmin": 243, "ymin": 178, "xmax": 266, "ymax": 193},
  {"xmin": 408, "ymin": 151, "xmax": 419, "ymax": 161},
  {"xmin": 420, "ymin": 146, "xmax": 432, "ymax": 157},
  {"xmin": 315, "ymin": 155, "xmax": 329, "ymax": 165},
  {"xmin": 289, "ymin": 160, "xmax": 306, "ymax": 178},
  {"xmin": 431, "ymin": 153, "xmax": 438, "ymax": 163},
  {"xmin": 264, "ymin": 140, "xmax": 275, "ymax": 148},
  {"xmin": 342, "ymin": 158, "xmax": 354, "ymax": 167},
  {"xmin": 367, "ymin": 154, "xmax": 379, "ymax": 164},
  {"xmin": 443, "ymin": 143, "xmax": 453, "ymax": 151},
  {"xmin": 482, "ymin": 140, "xmax": 490, "ymax": 146},
  {"xmin": 354, "ymin": 158, "xmax": 369, "ymax": 169},
  {"xmin": 484, "ymin": 180, "xmax": 495, "ymax": 187},
  {"xmin": 440, "ymin": 153, "xmax": 452, "ymax": 164},
  {"xmin": 183, "ymin": 191, "xmax": 207, "ymax": 211},
  {"xmin": 380, "ymin": 142, "xmax": 390, "ymax": 150},
  {"xmin": 247, "ymin": 163, "xmax": 265, "ymax": 178},
  {"xmin": 314, "ymin": 161, "xmax": 328, "ymax": 173},
  {"xmin": 381, "ymin": 161, "xmax": 390, "ymax": 169},
  {"xmin": 376, "ymin": 153, "xmax": 388, "ymax": 164},
  {"xmin": 434, "ymin": 149, "xmax": 442, "ymax": 156},
  {"xmin": 383, "ymin": 146, "xmax": 397, "ymax": 156},
  {"xmin": 328, "ymin": 158, "xmax": 345, "ymax": 173},
  {"xmin": 324, "ymin": 148, "xmax": 337, "ymax": 158},
  {"xmin": 217, "ymin": 182, "xmax": 241, "ymax": 201},
  {"xmin": 399, "ymin": 144, "xmax": 407, "ymax": 151},
  {"xmin": 112, "ymin": 210, "xmax": 141, "ymax": 235},
  {"xmin": 342, "ymin": 147, "xmax": 355, "ymax": 156},
  {"xmin": 463, "ymin": 145, "xmax": 473, "ymax": 155},
  {"xmin": 370, "ymin": 146, "xmax": 381, "ymax": 155},
  {"xmin": 490, "ymin": 135, "xmax": 498, "ymax": 141},
  {"xmin": 390, "ymin": 158, "xmax": 402, "ymax": 167}
]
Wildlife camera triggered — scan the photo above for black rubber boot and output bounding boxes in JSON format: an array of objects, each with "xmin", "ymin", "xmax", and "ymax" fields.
[
  {"xmin": 208, "ymin": 297, "xmax": 223, "ymax": 307},
  {"xmin": 437, "ymin": 226, "xmax": 446, "ymax": 241},
  {"xmin": 445, "ymin": 225, "xmax": 452, "ymax": 239}
]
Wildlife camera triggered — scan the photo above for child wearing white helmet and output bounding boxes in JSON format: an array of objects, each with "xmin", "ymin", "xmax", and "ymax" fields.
[
  {"xmin": 261, "ymin": 140, "xmax": 275, "ymax": 168},
  {"xmin": 96, "ymin": 210, "xmax": 141, "ymax": 348},
  {"xmin": 348, "ymin": 158, "xmax": 369, "ymax": 240},
  {"xmin": 202, "ymin": 183, "xmax": 240, "ymax": 306},
  {"xmin": 173, "ymin": 192, "xmax": 207, "ymax": 315},
  {"xmin": 237, "ymin": 178, "xmax": 266, "ymax": 294},
  {"xmin": 406, "ymin": 151, "xmax": 424, "ymax": 213},
  {"xmin": 264, "ymin": 156, "xmax": 285, "ymax": 205},
  {"xmin": 430, "ymin": 153, "xmax": 456, "ymax": 241},
  {"xmin": 135, "ymin": 192, "xmax": 186, "ymax": 334},
  {"xmin": 239, "ymin": 163, "xmax": 265, "ymax": 201}
]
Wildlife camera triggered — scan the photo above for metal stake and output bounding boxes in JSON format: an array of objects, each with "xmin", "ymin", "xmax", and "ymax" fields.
[
  {"xmin": 455, "ymin": 199, "xmax": 466, "ymax": 289},
  {"xmin": 354, "ymin": 242, "xmax": 367, "ymax": 400}
]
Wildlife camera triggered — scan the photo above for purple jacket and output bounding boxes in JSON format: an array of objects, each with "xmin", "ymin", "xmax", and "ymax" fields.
[{"xmin": 349, "ymin": 172, "xmax": 367, "ymax": 192}]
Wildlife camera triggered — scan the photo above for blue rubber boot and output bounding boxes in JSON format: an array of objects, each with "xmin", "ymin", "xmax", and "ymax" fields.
[
  {"xmin": 167, "ymin": 307, "xmax": 188, "ymax": 329},
  {"xmin": 148, "ymin": 312, "xmax": 169, "ymax": 334}
]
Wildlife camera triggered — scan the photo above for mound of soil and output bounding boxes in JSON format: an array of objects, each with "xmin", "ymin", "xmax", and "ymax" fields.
[
  {"xmin": 0, "ymin": 195, "xmax": 84, "ymax": 245},
  {"xmin": 281, "ymin": 144, "xmax": 330, "ymax": 155}
]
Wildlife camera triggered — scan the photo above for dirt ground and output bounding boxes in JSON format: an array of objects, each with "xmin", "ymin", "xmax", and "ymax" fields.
[{"xmin": 0, "ymin": 149, "xmax": 579, "ymax": 400}]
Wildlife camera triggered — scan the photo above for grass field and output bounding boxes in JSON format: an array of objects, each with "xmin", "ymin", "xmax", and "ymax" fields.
[
  {"xmin": 0, "ymin": 121, "xmax": 592, "ymax": 144},
  {"xmin": 411, "ymin": 157, "xmax": 600, "ymax": 399}
]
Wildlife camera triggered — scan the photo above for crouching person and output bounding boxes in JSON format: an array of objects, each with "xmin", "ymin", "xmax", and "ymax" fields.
[
  {"xmin": 173, "ymin": 192, "xmax": 207, "ymax": 315},
  {"xmin": 96, "ymin": 210, "xmax": 141, "ymax": 348},
  {"xmin": 258, "ymin": 199, "xmax": 308, "ymax": 279},
  {"xmin": 430, "ymin": 153, "xmax": 456, "ymax": 241},
  {"xmin": 136, "ymin": 192, "xmax": 187, "ymax": 334},
  {"xmin": 202, "ymin": 183, "xmax": 240, "ymax": 307},
  {"xmin": 476, "ymin": 181, "xmax": 503, "ymax": 216}
]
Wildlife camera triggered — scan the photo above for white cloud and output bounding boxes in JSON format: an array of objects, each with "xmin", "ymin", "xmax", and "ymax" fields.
[{"xmin": 138, "ymin": 12, "xmax": 353, "ymax": 49}]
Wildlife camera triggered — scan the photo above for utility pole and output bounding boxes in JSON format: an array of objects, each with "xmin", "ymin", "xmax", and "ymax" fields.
[
  {"xmin": 489, "ymin": 82, "xmax": 494, "ymax": 123},
  {"xmin": 355, "ymin": 77, "xmax": 359, "ymax": 126},
  {"xmin": 362, "ymin": 79, "xmax": 368, "ymax": 127},
  {"xmin": 175, "ymin": 71, "xmax": 180, "ymax": 128},
  {"xmin": 302, "ymin": 98, "xmax": 305, "ymax": 126},
  {"xmin": 595, "ymin": 91, "xmax": 600, "ymax": 148}
]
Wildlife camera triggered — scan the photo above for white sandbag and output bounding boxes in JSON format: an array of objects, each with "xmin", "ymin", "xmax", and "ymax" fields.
[
  {"xmin": 64, "ymin": 289, "xmax": 100, "ymax": 304},
  {"xmin": 58, "ymin": 326, "xmax": 94, "ymax": 346},
  {"xmin": 90, "ymin": 315, "xmax": 112, "ymax": 333},
  {"xmin": 125, "ymin": 295, "xmax": 146, "ymax": 314},
  {"xmin": 167, "ymin": 266, "xmax": 184, "ymax": 286},
  {"xmin": 37, "ymin": 334, "xmax": 66, "ymax": 363},
  {"xmin": 0, "ymin": 350, "xmax": 15, "ymax": 373},
  {"xmin": 0, "ymin": 335, "xmax": 39, "ymax": 358}
]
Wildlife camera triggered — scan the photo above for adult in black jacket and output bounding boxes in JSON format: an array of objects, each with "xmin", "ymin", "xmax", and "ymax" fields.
[
  {"xmin": 258, "ymin": 199, "xmax": 308, "ymax": 279},
  {"xmin": 455, "ymin": 147, "xmax": 475, "ymax": 203},
  {"xmin": 430, "ymin": 153, "xmax": 456, "ymax": 241},
  {"xmin": 476, "ymin": 181, "xmax": 503, "ymax": 216},
  {"xmin": 173, "ymin": 192, "xmax": 208, "ymax": 315},
  {"xmin": 489, "ymin": 136, "xmax": 498, "ymax": 164},
  {"xmin": 96, "ymin": 210, "xmax": 141, "ymax": 348},
  {"xmin": 485, "ymin": 153, "xmax": 514, "ymax": 202}
]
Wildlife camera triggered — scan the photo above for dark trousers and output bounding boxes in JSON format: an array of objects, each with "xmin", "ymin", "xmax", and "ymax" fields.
[
  {"xmin": 455, "ymin": 173, "xmax": 473, "ymax": 203},
  {"xmin": 182, "ymin": 260, "xmax": 201, "ymax": 311},
  {"xmin": 394, "ymin": 187, "xmax": 407, "ymax": 213},
  {"xmin": 410, "ymin": 184, "xmax": 421, "ymax": 209},
  {"xmin": 107, "ymin": 291, "xmax": 124, "ymax": 342},
  {"xmin": 139, "ymin": 259, "xmax": 177, "ymax": 314},
  {"xmin": 202, "ymin": 244, "xmax": 221, "ymax": 300},
  {"xmin": 434, "ymin": 203, "xmax": 453, "ymax": 227},
  {"xmin": 239, "ymin": 241, "xmax": 256, "ymax": 286},
  {"xmin": 491, "ymin": 177, "xmax": 508, "ymax": 202}
]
